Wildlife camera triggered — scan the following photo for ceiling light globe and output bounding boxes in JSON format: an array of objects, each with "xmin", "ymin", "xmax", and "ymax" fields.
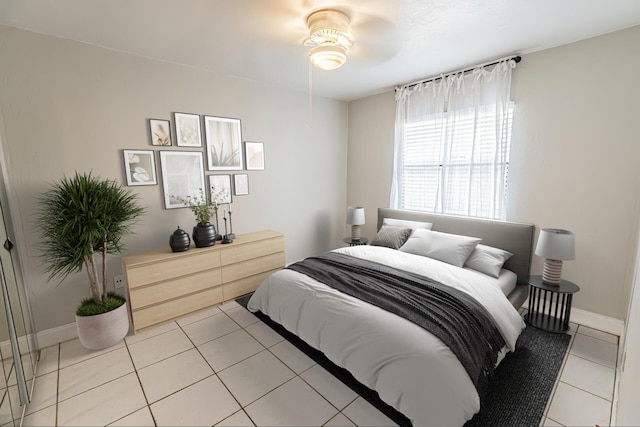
[{"xmin": 309, "ymin": 45, "xmax": 347, "ymax": 71}]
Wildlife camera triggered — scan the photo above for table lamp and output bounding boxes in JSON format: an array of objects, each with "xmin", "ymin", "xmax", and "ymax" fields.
[
  {"xmin": 347, "ymin": 207, "xmax": 365, "ymax": 241},
  {"xmin": 535, "ymin": 228, "xmax": 575, "ymax": 285}
]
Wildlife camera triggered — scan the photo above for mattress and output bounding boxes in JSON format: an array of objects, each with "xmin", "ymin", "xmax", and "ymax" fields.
[{"xmin": 463, "ymin": 266, "xmax": 517, "ymax": 296}]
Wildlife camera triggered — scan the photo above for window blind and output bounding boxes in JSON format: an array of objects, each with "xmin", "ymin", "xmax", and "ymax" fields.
[
  {"xmin": 391, "ymin": 59, "xmax": 516, "ymax": 220},
  {"xmin": 400, "ymin": 103, "xmax": 513, "ymax": 218}
]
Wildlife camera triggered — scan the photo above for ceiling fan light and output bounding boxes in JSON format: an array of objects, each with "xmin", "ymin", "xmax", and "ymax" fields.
[
  {"xmin": 309, "ymin": 45, "xmax": 347, "ymax": 71},
  {"xmin": 305, "ymin": 8, "xmax": 352, "ymax": 71}
]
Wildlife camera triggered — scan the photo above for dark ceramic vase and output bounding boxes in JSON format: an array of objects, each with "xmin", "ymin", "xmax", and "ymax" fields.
[
  {"xmin": 192, "ymin": 222, "xmax": 216, "ymax": 248},
  {"xmin": 169, "ymin": 227, "xmax": 190, "ymax": 252}
]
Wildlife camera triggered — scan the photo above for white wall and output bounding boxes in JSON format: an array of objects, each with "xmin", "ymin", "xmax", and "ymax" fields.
[
  {"xmin": 614, "ymin": 224, "xmax": 640, "ymax": 425},
  {"xmin": 347, "ymin": 90, "xmax": 396, "ymax": 236},
  {"xmin": 348, "ymin": 25, "xmax": 640, "ymax": 321},
  {"xmin": 0, "ymin": 26, "xmax": 348, "ymax": 332}
]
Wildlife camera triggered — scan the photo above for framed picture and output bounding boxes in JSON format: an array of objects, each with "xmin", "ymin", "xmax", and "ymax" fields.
[
  {"xmin": 245, "ymin": 141, "xmax": 265, "ymax": 170},
  {"xmin": 204, "ymin": 116, "xmax": 243, "ymax": 170},
  {"xmin": 209, "ymin": 174, "xmax": 232, "ymax": 205},
  {"xmin": 160, "ymin": 151, "xmax": 205, "ymax": 209},
  {"xmin": 234, "ymin": 174, "xmax": 249, "ymax": 196},
  {"xmin": 123, "ymin": 150, "xmax": 157, "ymax": 186},
  {"xmin": 148, "ymin": 119, "xmax": 172, "ymax": 146},
  {"xmin": 174, "ymin": 112, "xmax": 202, "ymax": 147}
]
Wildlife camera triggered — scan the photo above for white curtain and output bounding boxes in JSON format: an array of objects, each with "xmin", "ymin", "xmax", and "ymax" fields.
[{"xmin": 390, "ymin": 59, "xmax": 515, "ymax": 220}]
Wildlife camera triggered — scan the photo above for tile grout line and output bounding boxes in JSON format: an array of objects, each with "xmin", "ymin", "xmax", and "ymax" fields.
[
  {"xmin": 542, "ymin": 323, "xmax": 617, "ymax": 426},
  {"xmin": 216, "ymin": 307, "xmax": 356, "ymax": 426},
  {"xmin": 215, "ymin": 308, "xmax": 290, "ymax": 416},
  {"xmin": 556, "ymin": 379, "xmax": 614, "ymax": 403},
  {"xmin": 235, "ymin": 302, "xmax": 365, "ymax": 427},
  {"xmin": 568, "ymin": 352, "xmax": 617, "ymax": 371},
  {"xmin": 55, "ymin": 349, "xmax": 135, "ymax": 407},
  {"xmin": 175, "ymin": 313, "xmax": 258, "ymax": 426},
  {"xmin": 122, "ymin": 333, "xmax": 158, "ymax": 427},
  {"xmin": 535, "ymin": 320, "xmax": 577, "ymax": 422}
]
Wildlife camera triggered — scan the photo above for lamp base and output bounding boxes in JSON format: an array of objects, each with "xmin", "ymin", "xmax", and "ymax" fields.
[
  {"xmin": 542, "ymin": 259, "xmax": 563, "ymax": 285},
  {"xmin": 351, "ymin": 225, "xmax": 361, "ymax": 241}
]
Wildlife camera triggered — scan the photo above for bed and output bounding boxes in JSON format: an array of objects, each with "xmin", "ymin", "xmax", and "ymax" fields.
[{"xmin": 248, "ymin": 208, "xmax": 534, "ymax": 426}]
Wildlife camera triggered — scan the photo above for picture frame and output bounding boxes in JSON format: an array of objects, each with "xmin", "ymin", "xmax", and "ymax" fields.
[
  {"xmin": 123, "ymin": 150, "xmax": 157, "ymax": 186},
  {"xmin": 209, "ymin": 174, "xmax": 233, "ymax": 204},
  {"xmin": 174, "ymin": 112, "xmax": 202, "ymax": 147},
  {"xmin": 234, "ymin": 174, "xmax": 249, "ymax": 196},
  {"xmin": 245, "ymin": 141, "xmax": 265, "ymax": 170},
  {"xmin": 148, "ymin": 119, "xmax": 172, "ymax": 146},
  {"xmin": 159, "ymin": 151, "xmax": 205, "ymax": 209},
  {"xmin": 204, "ymin": 116, "xmax": 243, "ymax": 170}
]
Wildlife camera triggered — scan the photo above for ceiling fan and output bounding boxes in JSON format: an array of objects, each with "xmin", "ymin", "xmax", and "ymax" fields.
[{"xmin": 301, "ymin": 4, "xmax": 399, "ymax": 71}]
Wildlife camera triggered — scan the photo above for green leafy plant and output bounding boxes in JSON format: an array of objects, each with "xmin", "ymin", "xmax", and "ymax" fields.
[
  {"xmin": 36, "ymin": 172, "xmax": 145, "ymax": 307},
  {"xmin": 172, "ymin": 187, "xmax": 227, "ymax": 224}
]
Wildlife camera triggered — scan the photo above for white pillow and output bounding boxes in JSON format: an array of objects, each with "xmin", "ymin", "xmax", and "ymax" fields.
[
  {"xmin": 382, "ymin": 218, "xmax": 433, "ymax": 231},
  {"xmin": 399, "ymin": 229, "xmax": 481, "ymax": 267},
  {"xmin": 464, "ymin": 244, "xmax": 513, "ymax": 278}
]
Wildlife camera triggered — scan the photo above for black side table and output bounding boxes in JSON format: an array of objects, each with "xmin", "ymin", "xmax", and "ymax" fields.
[
  {"xmin": 524, "ymin": 275, "xmax": 580, "ymax": 333},
  {"xmin": 343, "ymin": 237, "xmax": 368, "ymax": 246}
]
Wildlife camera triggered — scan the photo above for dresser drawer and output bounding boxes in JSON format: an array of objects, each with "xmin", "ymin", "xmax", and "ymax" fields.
[
  {"xmin": 221, "ymin": 252, "xmax": 285, "ymax": 283},
  {"xmin": 127, "ymin": 250, "xmax": 221, "ymax": 288},
  {"xmin": 132, "ymin": 286, "xmax": 224, "ymax": 330},
  {"xmin": 223, "ymin": 269, "xmax": 280, "ymax": 301},
  {"xmin": 129, "ymin": 268, "xmax": 222, "ymax": 309},
  {"xmin": 221, "ymin": 236, "xmax": 285, "ymax": 265}
]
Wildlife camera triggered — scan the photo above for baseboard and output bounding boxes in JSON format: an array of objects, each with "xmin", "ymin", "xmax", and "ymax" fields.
[
  {"xmin": 0, "ymin": 333, "xmax": 37, "ymax": 358},
  {"xmin": 522, "ymin": 297, "xmax": 624, "ymax": 336},
  {"xmin": 569, "ymin": 308, "xmax": 624, "ymax": 336},
  {"xmin": 36, "ymin": 323, "xmax": 78, "ymax": 349}
]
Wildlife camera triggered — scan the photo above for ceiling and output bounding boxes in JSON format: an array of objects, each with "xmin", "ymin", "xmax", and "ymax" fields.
[{"xmin": 1, "ymin": 0, "xmax": 640, "ymax": 101}]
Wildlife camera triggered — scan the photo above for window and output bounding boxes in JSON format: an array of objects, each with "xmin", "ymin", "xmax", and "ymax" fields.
[
  {"xmin": 400, "ymin": 103, "xmax": 514, "ymax": 219},
  {"xmin": 390, "ymin": 59, "xmax": 516, "ymax": 220}
]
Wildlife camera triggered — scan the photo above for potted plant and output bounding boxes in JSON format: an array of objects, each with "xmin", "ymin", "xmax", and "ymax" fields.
[
  {"xmin": 35, "ymin": 172, "xmax": 145, "ymax": 350},
  {"xmin": 174, "ymin": 187, "xmax": 227, "ymax": 248}
]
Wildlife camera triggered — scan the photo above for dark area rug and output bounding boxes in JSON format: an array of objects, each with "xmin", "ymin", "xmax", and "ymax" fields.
[{"xmin": 236, "ymin": 294, "xmax": 570, "ymax": 427}]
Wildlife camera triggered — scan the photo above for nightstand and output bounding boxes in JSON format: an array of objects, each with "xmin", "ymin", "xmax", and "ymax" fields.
[
  {"xmin": 524, "ymin": 275, "xmax": 580, "ymax": 333},
  {"xmin": 342, "ymin": 237, "xmax": 368, "ymax": 246}
]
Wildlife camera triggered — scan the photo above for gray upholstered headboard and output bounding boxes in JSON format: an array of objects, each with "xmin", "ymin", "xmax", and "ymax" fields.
[{"xmin": 378, "ymin": 208, "xmax": 535, "ymax": 285}]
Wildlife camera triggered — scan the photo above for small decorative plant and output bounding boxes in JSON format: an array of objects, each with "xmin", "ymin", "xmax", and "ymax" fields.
[
  {"xmin": 173, "ymin": 187, "xmax": 227, "ymax": 225},
  {"xmin": 36, "ymin": 172, "xmax": 145, "ymax": 315}
]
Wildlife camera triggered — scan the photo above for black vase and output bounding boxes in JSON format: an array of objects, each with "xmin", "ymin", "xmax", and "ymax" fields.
[
  {"xmin": 192, "ymin": 222, "xmax": 216, "ymax": 248},
  {"xmin": 169, "ymin": 226, "xmax": 190, "ymax": 252}
]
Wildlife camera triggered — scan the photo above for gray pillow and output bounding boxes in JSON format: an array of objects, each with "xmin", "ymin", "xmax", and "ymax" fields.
[{"xmin": 371, "ymin": 225, "xmax": 413, "ymax": 249}]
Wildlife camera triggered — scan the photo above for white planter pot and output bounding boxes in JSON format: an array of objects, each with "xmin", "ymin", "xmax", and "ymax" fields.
[{"xmin": 75, "ymin": 302, "xmax": 130, "ymax": 350}]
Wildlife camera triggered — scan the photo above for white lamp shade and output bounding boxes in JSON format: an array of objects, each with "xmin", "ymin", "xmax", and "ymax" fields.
[
  {"xmin": 347, "ymin": 207, "xmax": 365, "ymax": 225},
  {"xmin": 535, "ymin": 228, "xmax": 575, "ymax": 261}
]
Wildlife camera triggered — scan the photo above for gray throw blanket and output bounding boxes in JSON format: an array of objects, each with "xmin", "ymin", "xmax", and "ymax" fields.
[{"xmin": 287, "ymin": 252, "xmax": 505, "ymax": 400}]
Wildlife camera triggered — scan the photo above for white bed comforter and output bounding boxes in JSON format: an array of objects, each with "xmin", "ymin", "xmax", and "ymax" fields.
[{"xmin": 248, "ymin": 246, "xmax": 525, "ymax": 427}]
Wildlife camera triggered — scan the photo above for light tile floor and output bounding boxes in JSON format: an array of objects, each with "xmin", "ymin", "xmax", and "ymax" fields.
[{"xmin": 17, "ymin": 301, "xmax": 617, "ymax": 426}]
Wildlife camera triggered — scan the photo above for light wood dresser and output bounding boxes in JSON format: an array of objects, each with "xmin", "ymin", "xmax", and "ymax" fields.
[{"xmin": 121, "ymin": 230, "xmax": 285, "ymax": 332}]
